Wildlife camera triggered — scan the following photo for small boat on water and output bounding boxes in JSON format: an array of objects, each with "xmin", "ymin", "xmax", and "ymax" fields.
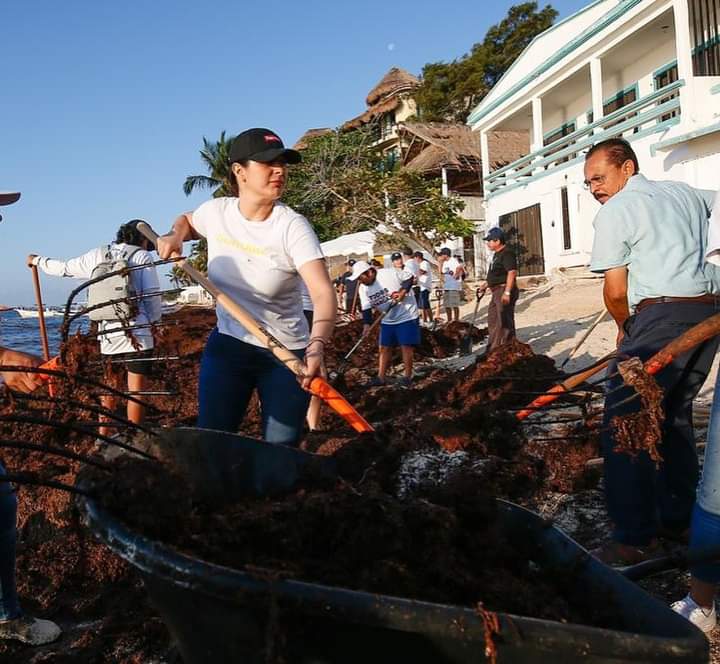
[{"xmin": 14, "ymin": 308, "xmax": 64, "ymax": 319}]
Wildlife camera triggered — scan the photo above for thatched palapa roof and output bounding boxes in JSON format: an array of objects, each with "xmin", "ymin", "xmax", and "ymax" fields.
[
  {"xmin": 365, "ymin": 67, "xmax": 419, "ymax": 106},
  {"xmin": 342, "ymin": 67, "xmax": 419, "ymax": 131},
  {"xmin": 293, "ymin": 128, "xmax": 333, "ymax": 150},
  {"xmin": 399, "ymin": 123, "xmax": 481, "ymax": 174},
  {"xmin": 486, "ymin": 130, "xmax": 530, "ymax": 170},
  {"xmin": 399, "ymin": 123, "xmax": 531, "ymax": 174},
  {"xmin": 343, "ymin": 98, "xmax": 402, "ymax": 130}
]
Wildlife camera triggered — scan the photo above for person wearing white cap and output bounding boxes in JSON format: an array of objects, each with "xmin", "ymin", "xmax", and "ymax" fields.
[
  {"xmin": 348, "ymin": 260, "xmax": 420, "ymax": 387},
  {"xmin": 0, "ymin": 191, "xmax": 62, "ymax": 645}
]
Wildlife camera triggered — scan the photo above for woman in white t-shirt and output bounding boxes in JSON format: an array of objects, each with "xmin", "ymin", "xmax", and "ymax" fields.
[{"xmin": 156, "ymin": 128, "xmax": 336, "ymax": 446}]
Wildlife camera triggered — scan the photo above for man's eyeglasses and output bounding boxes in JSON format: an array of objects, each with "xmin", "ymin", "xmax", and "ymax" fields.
[{"xmin": 583, "ymin": 175, "xmax": 606, "ymax": 190}]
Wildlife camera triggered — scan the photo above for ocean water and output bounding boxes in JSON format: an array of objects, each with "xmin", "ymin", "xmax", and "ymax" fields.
[{"xmin": 0, "ymin": 309, "xmax": 89, "ymax": 357}]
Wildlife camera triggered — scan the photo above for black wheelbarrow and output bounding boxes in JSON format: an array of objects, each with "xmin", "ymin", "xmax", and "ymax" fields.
[{"xmin": 78, "ymin": 427, "xmax": 709, "ymax": 664}]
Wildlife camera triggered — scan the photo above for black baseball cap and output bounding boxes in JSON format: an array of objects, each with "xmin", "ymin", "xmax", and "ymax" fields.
[
  {"xmin": 439, "ymin": 247, "xmax": 452, "ymax": 256},
  {"xmin": 391, "ymin": 252, "xmax": 402, "ymax": 261},
  {"xmin": 229, "ymin": 128, "xmax": 301, "ymax": 165},
  {"xmin": 483, "ymin": 227, "xmax": 506, "ymax": 242},
  {"xmin": 0, "ymin": 192, "xmax": 20, "ymax": 206}
]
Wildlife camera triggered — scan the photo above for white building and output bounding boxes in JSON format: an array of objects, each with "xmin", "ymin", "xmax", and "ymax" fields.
[{"xmin": 468, "ymin": 0, "xmax": 720, "ymax": 276}]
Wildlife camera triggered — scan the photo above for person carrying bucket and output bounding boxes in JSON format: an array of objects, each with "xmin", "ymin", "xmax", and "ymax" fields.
[
  {"xmin": 155, "ymin": 128, "xmax": 336, "ymax": 446},
  {"xmin": 0, "ymin": 191, "xmax": 61, "ymax": 645}
]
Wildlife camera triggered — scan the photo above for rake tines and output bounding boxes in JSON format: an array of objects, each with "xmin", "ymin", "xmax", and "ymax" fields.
[
  {"xmin": 0, "ymin": 473, "xmax": 94, "ymax": 497},
  {"xmin": 0, "ymin": 440, "xmax": 111, "ymax": 470}
]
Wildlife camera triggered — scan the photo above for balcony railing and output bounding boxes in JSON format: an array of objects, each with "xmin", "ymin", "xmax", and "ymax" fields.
[{"xmin": 485, "ymin": 79, "xmax": 684, "ymax": 195}]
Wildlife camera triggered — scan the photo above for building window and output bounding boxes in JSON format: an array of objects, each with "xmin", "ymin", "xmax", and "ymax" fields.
[
  {"xmin": 690, "ymin": 0, "xmax": 720, "ymax": 76},
  {"xmin": 383, "ymin": 146, "xmax": 400, "ymax": 171},
  {"xmin": 654, "ymin": 62, "xmax": 679, "ymax": 121},
  {"xmin": 380, "ymin": 112, "xmax": 396, "ymax": 140},
  {"xmin": 560, "ymin": 187, "xmax": 571, "ymax": 251}
]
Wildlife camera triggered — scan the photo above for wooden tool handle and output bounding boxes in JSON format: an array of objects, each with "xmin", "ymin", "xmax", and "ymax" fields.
[
  {"xmin": 644, "ymin": 311, "xmax": 720, "ymax": 376},
  {"xmin": 30, "ymin": 265, "xmax": 51, "ymax": 362},
  {"xmin": 137, "ymin": 223, "xmax": 374, "ymax": 433}
]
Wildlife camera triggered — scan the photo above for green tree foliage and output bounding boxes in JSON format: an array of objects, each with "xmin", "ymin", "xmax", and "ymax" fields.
[
  {"xmin": 415, "ymin": 2, "xmax": 558, "ymax": 122},
  {"xmin": 183, "ymin": 131, "xmax": 234, "ymax": 198},
  {"xmin": 284, "ymin": 125, "xmax": 473, "ymax": 254}
]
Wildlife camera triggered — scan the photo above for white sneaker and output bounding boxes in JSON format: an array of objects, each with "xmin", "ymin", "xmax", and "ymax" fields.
[
  {"xmin": 672, "ymin": 594, "xmax": 717, "ymax": 633},
  {"xmin": 0, "ymin": 615, "xmax": 62, "ymax": 645}
]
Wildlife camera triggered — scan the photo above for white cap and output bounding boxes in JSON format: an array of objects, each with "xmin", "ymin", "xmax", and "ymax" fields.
[{"xmin": 347, "ymin": 260, "xmax": 373, "ymax": 281}]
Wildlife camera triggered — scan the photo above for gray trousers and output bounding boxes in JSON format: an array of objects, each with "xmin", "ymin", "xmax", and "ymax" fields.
[{"xmin": 487, "ymin": 286, "xmax": 518, "ymax": 351}]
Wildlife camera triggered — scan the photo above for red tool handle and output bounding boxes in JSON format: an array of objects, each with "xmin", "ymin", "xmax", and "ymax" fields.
[
  {"xmin": 515, "ymin": 354, "xmax": 614, "ymax": 420},
  {"xmin": 516, "ymin": 310, "xmax": 720, "ymax": 421},
  {"xmin": 643, "ymin": 311, "xmax": 720, "ymax": 376}
]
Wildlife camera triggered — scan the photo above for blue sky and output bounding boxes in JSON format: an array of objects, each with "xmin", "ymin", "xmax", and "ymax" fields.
[{"xmin": 1, "ymin": 0, "xmax": 587, "ymax": 305}]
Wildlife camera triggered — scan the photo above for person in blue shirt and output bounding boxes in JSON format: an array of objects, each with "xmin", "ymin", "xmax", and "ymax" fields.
[{"xmin": 586, "ymin": 138, "xmax": 719, "ymax": 567}]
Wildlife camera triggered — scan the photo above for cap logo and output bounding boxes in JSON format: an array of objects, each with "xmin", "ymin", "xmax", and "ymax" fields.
[{"xmin": 264, "ymin": 135, "xmax": 281, "ymax": 143}]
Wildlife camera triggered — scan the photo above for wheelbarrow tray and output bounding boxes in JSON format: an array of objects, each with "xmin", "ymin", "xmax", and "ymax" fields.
[{"xmin": 79, "ymin": 492, "xmax": 708, "ymax": 664}]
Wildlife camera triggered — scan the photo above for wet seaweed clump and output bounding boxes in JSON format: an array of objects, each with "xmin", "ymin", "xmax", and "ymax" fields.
[
  {"xmin": 83, "ymin": 338, "xmax": 610, "ymax": 630},
  {"xmin": 611, "ymin": 357, "xmax": 664, "ymax": 463}
]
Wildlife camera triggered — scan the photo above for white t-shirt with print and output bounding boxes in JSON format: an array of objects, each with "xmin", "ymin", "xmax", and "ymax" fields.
[
  {"xmin": 442, "ymin": 257, "xmax": 462, "ymax": 291},
  {"xmin": 359, "ymin": 268, "xmax": 419, "ymax": 325},
  {"xmin": 191, "ymin": 198, "xmax": 323, "ymax": 350},
  {"xmin": 418, "ymin": 260, "xmax": 432, "ymax": 290}
]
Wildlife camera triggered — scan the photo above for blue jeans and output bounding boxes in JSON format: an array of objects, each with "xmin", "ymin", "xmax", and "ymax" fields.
[
  {"xmin": 0, "ymin": 461, "xmax": 20, "ymax": 620},
  {"xmin": 689, "ymin": 367, "xmax": 720, "ymax": 583},
  {"xmin": 602, "ymin": 302, "xmax": 720, "ymax": 546},
  {"xmin": 198, "ymin": 329, "xmax": 310, "ymax": 447}
]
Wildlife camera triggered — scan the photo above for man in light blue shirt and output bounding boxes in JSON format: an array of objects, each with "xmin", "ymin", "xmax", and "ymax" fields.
[{"xmin": 586, "ymin": 138, "xmax": 719, "ymax": 565}]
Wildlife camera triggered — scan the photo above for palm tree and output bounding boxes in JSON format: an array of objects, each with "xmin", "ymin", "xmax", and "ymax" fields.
[
  {"xmin": 183, "ymin": 131, "xmax": 234, "ymax": 198},
  {"xmin": 173, "ymin": 131, "xmax": 235, "ymax": 282}
]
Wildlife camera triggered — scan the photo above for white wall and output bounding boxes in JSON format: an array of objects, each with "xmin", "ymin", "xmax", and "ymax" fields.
[
  {"xmin": 481, "ymin": 0, "xmax": 616, "ymax": 109},
  {"xmin": 485, "ymin": 130, "xmax": 720, "ymax": 274},
  {"xmin": 543, "ymin": 89, "xmax": 593, "ymax": 137},
  {"xmin": 602, "ymin": 35, "xmax": 676, "ymax": 99}
]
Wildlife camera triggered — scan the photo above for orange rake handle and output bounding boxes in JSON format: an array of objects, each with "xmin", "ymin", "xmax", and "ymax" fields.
[
  {"xmin": 308, "ymin": 377, "xmax": 374, "ymax": 433},
  {"xmin": 516, "ymin": 353, "xmax": 614, "ymax": 421},
  {"xmin": 643, "ymin": 310, "xmax": 720, "ymax": 376},
  {"xmin": 516, "ymin": 310, "xmax": 720, "ymax": 421},
  {"xmin": 34, "ymin": 355, "xmax": 61, "ymax": 397},
  {"xmin": 36, "ymin": 356, "xmax": 61, "ymax": 381}
]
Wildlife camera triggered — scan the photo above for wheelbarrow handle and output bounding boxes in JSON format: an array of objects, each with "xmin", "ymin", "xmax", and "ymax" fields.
[{"xmin": 136, "ymin": 222, "xmax": 374, "ymax": 433}]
